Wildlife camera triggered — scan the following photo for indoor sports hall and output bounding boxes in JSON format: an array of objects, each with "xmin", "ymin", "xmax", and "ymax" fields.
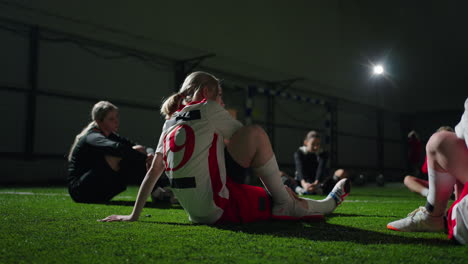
[{"xmin": 1, "ymin": 1, "xmax": 467, "ymax": 263}]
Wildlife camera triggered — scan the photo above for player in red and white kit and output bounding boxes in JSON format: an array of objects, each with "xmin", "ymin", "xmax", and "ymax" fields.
[
  {"xmin": 101, "ymin": 71, "xmax": 350, "ymax": 224},
  {"xmin": 387, "ymin": 98, "xmax": 468, "ymax": 245}
]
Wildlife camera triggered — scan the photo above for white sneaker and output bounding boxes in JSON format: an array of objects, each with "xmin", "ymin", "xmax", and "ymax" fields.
[
  {"xmin": 387, "ymin": 206, "xmax": 445, "ymax": 232},
  {"xmin": 295, "ymin": 186, "xmax": 305, "ymax": 195},
  {"xmin": 272, "ymin": 187, "xmax": 324, "ymax": 221},
  {"xmin": 151, "ymin": 187, "xmax": 165, "ymax": 201},
  {"xmin": 151, "ymin": 187, "xmax": 179, "ymax": 204},
  {"xmin": 327, "ymin": 178, "xmax": 351, "ymax": 206}
]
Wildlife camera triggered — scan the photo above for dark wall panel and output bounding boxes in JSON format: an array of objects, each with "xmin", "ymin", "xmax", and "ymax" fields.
[
  {"xmin": 0, "ymin": 91, "xmax": 26, "ymax": 152},
  {"xmin": 337, "ymin": 135, "xmax": 377, "ymax": 167},
  {"xmin": 34, "ymin": 96, "xmax": 164, "ymax": 156},
  {"xmin": 0, "ymin": 24, "xmax": 29, "ymax": 88},
  {"xmin": 38, "ymin": 40, "xmax": 173, "ymax": 105}
]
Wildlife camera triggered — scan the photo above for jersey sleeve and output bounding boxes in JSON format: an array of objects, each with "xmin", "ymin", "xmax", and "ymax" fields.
[{"xmin": 206, "ymin": 101, "xmax": 243, "ymax": 139}]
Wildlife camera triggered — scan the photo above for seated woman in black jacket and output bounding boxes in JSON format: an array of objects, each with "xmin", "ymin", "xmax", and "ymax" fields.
[
  {"xmin": 293, "ymin": 130, "xmax": 347, "ymax": 195},
  {"xmin": 67, "ymin": 101, "xmax": 153, "ymax": 203}
]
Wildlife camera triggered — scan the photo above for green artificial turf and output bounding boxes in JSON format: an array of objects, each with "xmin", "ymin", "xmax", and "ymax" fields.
[{"xmin": 1, "ymin": 184, "xmax": 467, "ymax": 263}]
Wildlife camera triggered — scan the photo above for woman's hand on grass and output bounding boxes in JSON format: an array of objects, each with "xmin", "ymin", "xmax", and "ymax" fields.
[{"xmin": 98, "ymin": 215, "xmax": 136, "ymax": 222}]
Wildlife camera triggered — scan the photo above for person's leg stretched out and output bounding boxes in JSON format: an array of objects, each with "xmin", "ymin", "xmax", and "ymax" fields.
[{"xmin": 227, "ymin": 125, "xmax": 350, "ymax": 220}]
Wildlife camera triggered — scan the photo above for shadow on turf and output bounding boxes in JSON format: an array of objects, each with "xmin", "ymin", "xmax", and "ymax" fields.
[
  {"xmin": 331, "ymin": 212, "xmax": 400, "ymax": 218},
  {"xmin": 99, "ymin": 200, "xmax": 184, "ymax": 210},
  {"xmin": 353, "ymin": 194, "xmax": 422, "ymax": 199},
  {"xmin": 214, "ymin": 221, "xmax": 454, "ymax": 246}
]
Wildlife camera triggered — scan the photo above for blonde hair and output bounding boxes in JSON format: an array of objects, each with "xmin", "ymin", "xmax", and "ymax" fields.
[
  {"xmin": 160, "ymin": 71, "xmax": 219, "ymax": 119},
  {"xmin": 436, "ymin": 126, "xmax": 454, "ymax": 132},
  {"xmin": 304, "ymin": 130, "xmax": 320, "ymax": 142},
  {"xmin": 68, "ymin": 101, "xmax": 118, "ymax": 161}
]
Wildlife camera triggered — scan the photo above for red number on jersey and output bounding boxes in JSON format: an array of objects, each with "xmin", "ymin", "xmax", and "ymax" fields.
[{"xmin": 163, "ymin": 124, "xmax": 195, "ymax": 171}]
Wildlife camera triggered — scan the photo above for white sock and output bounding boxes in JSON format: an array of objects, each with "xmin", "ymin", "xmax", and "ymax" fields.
[
  {"xmin": 304, "ymin": 179, "xmax": 349, "ymax": 214},
  {"xmin": 420, "ymin": 188, "xmax": 429, "ymax": 197},
  {"xmin": 252, "ymin": 155, "xmax": 290, "ymax": 205},
  {"xmin": 302, "ymin": 197, "xmax": 336, "ymax": 214},
  {"xmin": 427, "ymin": 167, "xmax": 455, "ymax": 216}
]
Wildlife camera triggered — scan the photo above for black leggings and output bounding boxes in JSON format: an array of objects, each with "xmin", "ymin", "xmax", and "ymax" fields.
[{"xmin": 68, "ymin": 156, "xmax": 149, "ymax": 203}]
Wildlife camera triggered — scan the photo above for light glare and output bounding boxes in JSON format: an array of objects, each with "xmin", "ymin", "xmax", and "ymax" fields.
[{"xmin": 373, "ymin": 65, "xmax": 384, "ymax": 75}]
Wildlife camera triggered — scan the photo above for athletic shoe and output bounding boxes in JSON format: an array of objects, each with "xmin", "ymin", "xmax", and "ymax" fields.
[
  {"xmin": 387, "ymin": 206, "xmax": 445, "ymax": 232},
  {"xmin": 327, "ymin": 178, "xmax": 351, "ymax": 206},
  {"xmin": 271, "ymin": 187, "xmax": 324, "ymax": 221},
  {"xmin": 151, "ymin": 187, "xmax": 179, "ymax": 204},
  {"xmin": 151, "ymin": 187, "xmax": 165, "ymax": 201},
  {"xmin": 295, "ymin": 186, "xmax": 305, "ymax": 195}
]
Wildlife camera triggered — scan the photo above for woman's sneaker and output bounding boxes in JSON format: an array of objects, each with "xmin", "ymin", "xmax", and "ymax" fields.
[
  {"xmin": 327, "ymin": 178, "xmax": 351, "ymax": 206},
  {"xmin": 151, "ymin": 187, "xmax": 179, "ymax": 204},
  {"xmin": 387, "ymin": 206, "xmax": 445, "ymax": 232}
]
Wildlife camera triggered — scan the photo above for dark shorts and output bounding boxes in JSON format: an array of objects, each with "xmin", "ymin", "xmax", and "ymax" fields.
[{"xmin": 215, "ymin": 149, "xmax": 272, "ymax": 224}]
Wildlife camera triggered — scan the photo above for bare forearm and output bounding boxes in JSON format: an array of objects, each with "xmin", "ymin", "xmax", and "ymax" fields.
[
  {"xmin": 100, "ymin": 154, "xmax": 165, "ymax": 222},
  {"xmin": 130, "ymin": 170, "xmax": 160, "ymax": 220}
]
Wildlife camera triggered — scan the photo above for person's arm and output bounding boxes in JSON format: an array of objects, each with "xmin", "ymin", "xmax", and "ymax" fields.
[
  {"xmin": 99, "ymin": 153, "xmax": 165, "ymax": 222},
  {"xmin": 315, "ymin": 151, "xmax": 329, "ymax": 183},
  {"xmin": 110, "ymin": 133, "xmax": 148, "ymax": 155},
  {"xmin": 108, "ymin": 133, "xmax": 135, "ymax": 146},
  {"xmin": 294, "ymin": 151, "xmax": 312, "ymax": 190},
  {"xmin": 87, "ymin": 131, "xmax": 146, "ymax": 160}
]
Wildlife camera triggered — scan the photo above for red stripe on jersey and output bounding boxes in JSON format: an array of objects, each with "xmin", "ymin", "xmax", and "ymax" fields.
[
  {"xmin": 208, "ymin": 133, "xmax": 229, "ymax": 210},
  {"xmin": 186, "ymin": 98, "xmax": 207, "ymax": 106},
  {"xmin": 448, "ymin": 182, "xmax": 468, "ymax": 240},
  {"xmin": 175, "ymin": 99, "xmax": 207, "ymax": 112}
]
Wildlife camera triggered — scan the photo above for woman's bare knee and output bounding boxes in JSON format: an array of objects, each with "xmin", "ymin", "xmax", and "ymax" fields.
[
  {"xmin": 404, "ymin": 175, "xmax": 415, "ymax": 186},
  {"xmin": 426, "ymin": 131, "xmax": 454, "ymax": 155},
  {"xmin": 334, "ymin": 169, "xmax": 347, "ymax": 178},
  {"xmin": 227, "ymin": 125, "xmax": 273, "ymax": 168}
]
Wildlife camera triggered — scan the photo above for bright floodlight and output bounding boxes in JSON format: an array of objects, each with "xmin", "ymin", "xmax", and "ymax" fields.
[{"xmin": 373, "ymin": 65, "xmax": 384, "ymax": 75}]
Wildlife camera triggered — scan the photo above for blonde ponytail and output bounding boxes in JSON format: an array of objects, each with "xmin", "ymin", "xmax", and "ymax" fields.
[
  {"xmin": 68, "ymin": 121, "xmax": 96, "ymax": 161},
  {"xmin": 160, "ymin": 93, "xmax": 185, "ymax": 119},
  {"xmin": 160, "ymin": 71, "xmax": 220, "ymax": 119}
]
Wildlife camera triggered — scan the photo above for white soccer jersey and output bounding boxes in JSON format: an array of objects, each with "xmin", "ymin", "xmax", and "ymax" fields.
[
  {"xmin": 156, "ymin": 99, "xmax": 243, "ymax": 224},
  {"xmin": 450, "ymin": 194, "xmax": 468, "ymax": 245}
]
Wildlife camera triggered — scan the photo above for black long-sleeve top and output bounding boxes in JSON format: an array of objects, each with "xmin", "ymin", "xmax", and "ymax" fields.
[
  {"xmin": 67, "ymin": 126, "xmax": 146, "ymax": 184},
  {"xmin": 294, "ymin": 146, "xmax": 329, "ymax": 183}
]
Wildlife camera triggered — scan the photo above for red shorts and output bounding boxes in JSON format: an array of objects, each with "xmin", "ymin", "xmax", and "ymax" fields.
[
  {"xmin": 447, "ymin": 182, "xmax": 468, "ymax": 244},
  {"xmin": 215, "ymin": 177, "xmax": 272, "ymax": 224}
]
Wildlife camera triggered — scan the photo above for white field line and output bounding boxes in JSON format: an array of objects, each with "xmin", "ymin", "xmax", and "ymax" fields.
[
  {"xmin": 345, "ymin": 199, "xmax": 415, "ymax": 203},
  {"xmin": 0, "ymin": 191, "xmax": 413, "ymax": 203},
  {"xmin": 0, "ymin": 191, "xmax": 133, "ymax": 199}
]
